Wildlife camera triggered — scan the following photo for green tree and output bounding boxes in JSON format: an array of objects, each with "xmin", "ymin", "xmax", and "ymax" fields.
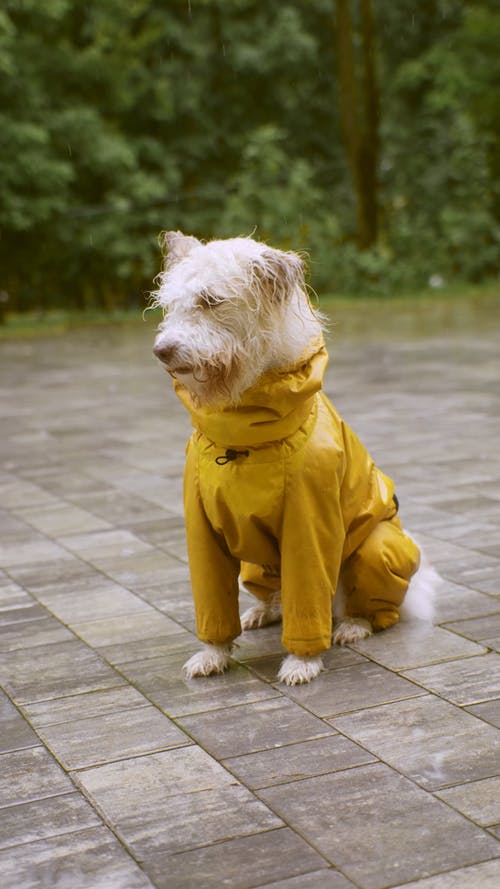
[{"xmin": 0, "ymin": 0, "xmax": 498, "ymax": 310}]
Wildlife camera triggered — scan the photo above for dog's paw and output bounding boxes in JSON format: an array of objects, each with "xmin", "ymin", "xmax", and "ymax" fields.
[
  {"xmin": 333, "ymin": 617, "xmax": 373, "ymax": 646},
  {"xmin": 277, "ymin": 654, "xmax": 324, "ymax": 686},
  {"xmin": 183, "ymin": 644, "xmax": 232, "ymax": 678},
  {"xmin": 241, "ymin": 601, "xmax": 282, "ymax": 630}
]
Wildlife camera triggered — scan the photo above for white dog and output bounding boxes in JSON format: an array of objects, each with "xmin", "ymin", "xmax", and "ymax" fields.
[{"xmin": 152, "ymin": 232, "xmax": 436, "ymax": 685}]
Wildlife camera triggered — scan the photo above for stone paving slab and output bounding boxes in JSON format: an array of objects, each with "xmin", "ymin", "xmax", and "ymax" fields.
[
  {"xmin": 330, "ymin": 695, "xmax": 500, "ymax": 790},
  {"xmin": 257, "ymin": 763, "xmax": 500, "ymax": 889},
  {"xmin": 0, "ymin": 826, "xmax": 155, "ymax": 889},
  {"xmin": 1, "ymin": 302, "xmax": 500, "ymax": 887},
  {"xmin": 402, "ymin": 651, "xmax": 500, "ymax": 705},
  {"xmin": 145, "ymin": 828, "xmax": 334, "ymax": 889}
]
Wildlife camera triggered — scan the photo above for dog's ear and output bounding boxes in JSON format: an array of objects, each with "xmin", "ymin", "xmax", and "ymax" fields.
[
  {"xmin": 160, "ymin": 231, "xmax": 200, "ymax": 267},
  {"xmin": 252, "ymin": 248, "xmax": 304, "ymax": 302}
]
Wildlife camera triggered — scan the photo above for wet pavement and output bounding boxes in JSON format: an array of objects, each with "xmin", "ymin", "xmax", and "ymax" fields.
[{"xmin": 1, "ymin": 294, "xmax": 500, "ymax": 888}]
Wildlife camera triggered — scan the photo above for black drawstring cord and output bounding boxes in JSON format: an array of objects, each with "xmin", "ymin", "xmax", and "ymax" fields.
[{"xmin": 215, "ymin": 449, "xmax": 250, "ymax": 465}]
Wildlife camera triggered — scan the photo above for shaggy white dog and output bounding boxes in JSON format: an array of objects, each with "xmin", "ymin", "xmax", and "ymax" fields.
[{"xmin": 152, "ymin": 232, "xmax": 436, "ymax": 685}]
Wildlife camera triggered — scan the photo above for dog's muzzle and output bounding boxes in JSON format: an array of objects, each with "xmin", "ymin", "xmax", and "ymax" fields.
[{"xmin": 153, "ymin": 343, "xmax": 194, "ymax": 375}]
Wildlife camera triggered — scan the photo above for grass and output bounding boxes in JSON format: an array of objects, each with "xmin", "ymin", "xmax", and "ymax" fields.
[
  {"xmin": 0, "ymin": 307, "xmax": 162, "ymax": 338},
  {"xmin": 0, "ymin": 282, "xmax": 497, "ymax": 339}
]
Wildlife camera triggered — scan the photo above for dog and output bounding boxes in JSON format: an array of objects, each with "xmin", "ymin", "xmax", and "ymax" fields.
[{"xmin": 152, "ymin": 231, "xmax": 436, "ymax": 685}]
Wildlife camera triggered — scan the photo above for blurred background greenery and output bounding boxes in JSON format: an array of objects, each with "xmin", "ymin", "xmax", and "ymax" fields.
[{"xmin": 0, "ymin": 0, "xmax": 498, "ymax": 320}]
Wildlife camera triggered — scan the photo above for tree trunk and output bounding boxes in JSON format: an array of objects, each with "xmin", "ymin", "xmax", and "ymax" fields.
[{"xmin": 335, "ymin": 0, "xmax": 379, "ymax": 248}]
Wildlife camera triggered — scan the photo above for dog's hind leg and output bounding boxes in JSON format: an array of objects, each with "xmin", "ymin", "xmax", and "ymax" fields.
[
  {"xmin": 240, "ymin": 590, "xmax": 282, "ymax": 630},
  {"xmin": 332, "ymin": 579, "xmax": 374, "ymax": 645},
  {"xmin": 332, "ymin": 617, "xmax": 373, "ymax": 645}
]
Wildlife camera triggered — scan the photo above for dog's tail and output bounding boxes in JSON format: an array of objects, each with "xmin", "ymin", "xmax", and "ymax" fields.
[{"xmin": 400, "ymin": 535, "xmax": 440, "ymax": 624}]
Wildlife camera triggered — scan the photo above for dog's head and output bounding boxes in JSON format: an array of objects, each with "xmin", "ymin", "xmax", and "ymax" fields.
[{"xmin": 151, "ymin": 232, "xmax": 321, "ymax": 405}]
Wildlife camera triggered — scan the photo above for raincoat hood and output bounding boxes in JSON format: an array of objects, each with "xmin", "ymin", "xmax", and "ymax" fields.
[{"xmin": 174, "ymin": 342, "xmax": 328, "ymax": 448}]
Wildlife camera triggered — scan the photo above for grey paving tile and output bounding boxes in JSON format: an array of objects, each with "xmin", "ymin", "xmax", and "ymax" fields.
[
  {"xmin": 122, "ymin": 785, "xmax": 282, "ymax": 857},
  {"xmin": 0, "ymin": 580, "xmax": 35, "ymax": 615},
  {"xmin": 127, "ymin": 515, "xmax": 186, "ymax": 549},
  {"xmin": 0, "ymin": 536, "xmax": 73, "ymax": 567},
  {"xmin": 178, "ymin": 697, "xmax": 334, "ymax": 758},
  {"xmin": 444, "ymin": 613, "xmax": 500, "ymax": 642},
  {"xmin": 466, "ymin": 699, "xmax": 500, "ymax": 728},
  {"xmin": 15, "ymin": 502, "xmax": 111, "ymax": 536},
  {"xmin": 403, "ymin": 652, "xmax": 500, "ymax": 705},
  {"xmin": 0, "ymin": 825, "xmax": 155, "ymax": 889},
  {"xmin": 0, "ymin": 639, "xmax": 123, "ymax": 703},
  {"xmin": 257, "ymin": 871, "xmax": 358, "ymax": 889},
  {"xmin": 72, "ymin": 488, "xmax": 168, "ymax": 525},
  {"xmin": 0, "ymin": 475, "xmax": 58, "ymax": 510},
  {"xmin": 0, "ymin": 691, "xmax": 39, "ymax": 752},
  {"xmin": 0, "ymin": 616, "xmax": 74, "ymax": 652},
  {"xmin": 0, "ymin": 747, "xmax": 73, "ymax": 806},
  {"xmin": 349, "ymin": 622, "xmax": 486, "ymax": 670},
  {"xmin": 4, "ymin": 556, "xmax": 97, "ymax": 595},
  {"xmin": 222, "ymin": 734, "xmax": 376, "ymax": 789},
  {"xmin": 0, "ymin": 601, "xmax": 46, "ymax": 626},
  {"xmin": 135, "ymin": 580, "xmax": 195, "ymax": 623},
  {"xmin": 96, "ymin": 633, "xmax": 195, "ymax": 665},
  {"xmin": 258, "ymin": 763, "xmax": 500, "ymax": 889},
  {"xmin": 146, "ymin": 828, "xmax": 330, "ymax": 889},
  {"xmin": 76, "ymin": 747, "xmax": 282, "ymax": 856},
  {"xmin": 36, "ymin": 578, "xmax": 151, "ymax": 624},
  {"xmin": 432, "ymin": 579, "xmax": 500, "ymax": 623},
  {"xmin": 23, "ymin": 685, "xmax": 151, "ymax": 727},
  {"xmin": 119, "ymin": 652, "xmax": 279, "ymax": 717},
  {"xmin": 281, "ymin": 660, "xmax": 425, "ymax": 717},
  {"xmin": 0, "ymin": 794, "xmax": 101, "ymax": 850},
  {"xmin": 436, "ymin": 776, "xmax": 500, "ymax": 827},
  {"xmin": 93, "ymin": 549, "xmax": 183, "ymax": 589},
  {"xmin": 70, "ymin": 608, "xmax": 181, "ymax": 647},
  {"xmin": 330, "ymin": 695, "xmax": 500, "ymax": 790},
  {"xmin": 37, "ymin": 706, "xmax": 190, "ymax": 770},
  {"xmin": 56, "ymin": 528, "xmax": 154, "ymax": 560},
  {"xmin": 389, "ymin": 859, "xmax": 500, "ymax": 888},
  {"xmin": 483, "ymin": 635, "xmax": 500, "ymax": 652},
  {"xmin": 76, "ymin": 745, "xmax": 237, "ymax": 809}
]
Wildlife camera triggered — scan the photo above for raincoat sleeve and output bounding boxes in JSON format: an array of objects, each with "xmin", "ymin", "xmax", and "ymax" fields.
[
  {"xmin": 279, "ymin": 439, "xmax": 345, "ymax": 657},
  {"xmin": 183, "ymin": 438, "xmax": 242, "ymax": 646}
]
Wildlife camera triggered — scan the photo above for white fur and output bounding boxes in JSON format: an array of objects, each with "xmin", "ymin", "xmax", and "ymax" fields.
[
  {"xmin": 400, "ymin": 539, "xmax": 438, "ymax": 623},
  {"xmin": 277, "ymin": 654, "xmax": 325, "ymax": 686},
  {"xmin": 183, "ymin": 644, "xmax": 232, "ymax": 678},
  {"xmin": 240, "ymin": 591, "xmax": 282, "ymax": 630},
  {"xmin": 333, "ymin": 617, "xmax": 373, "ymax": 646},
  {"xmin": 152, "ymin": 232, "xmax": 323, "ymax": 405}
]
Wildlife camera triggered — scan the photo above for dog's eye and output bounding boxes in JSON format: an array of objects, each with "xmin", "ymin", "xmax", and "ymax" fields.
[{"xmin": 198, "ymin": 290, "xmax": 219, "ymax": 309}]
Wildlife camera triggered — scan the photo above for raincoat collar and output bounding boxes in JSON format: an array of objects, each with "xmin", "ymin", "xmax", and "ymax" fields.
[{"xmin": 174, "ymin": 342, "xmax": 328, "ymax": 448}]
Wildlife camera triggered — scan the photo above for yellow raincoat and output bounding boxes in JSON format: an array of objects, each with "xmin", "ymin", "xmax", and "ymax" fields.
[{"xmin": 175, "ymin": 343, "xmax": 419, "ymax": 657}]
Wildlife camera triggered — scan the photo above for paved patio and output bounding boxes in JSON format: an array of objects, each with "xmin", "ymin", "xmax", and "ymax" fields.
[{"xmin": 1, "ymin": 295, "xmax": 499, "ymax": 888}]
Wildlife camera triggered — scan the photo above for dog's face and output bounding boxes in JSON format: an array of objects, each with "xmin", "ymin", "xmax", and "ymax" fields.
[{"xmin": 152, "ymin": 232, "xmax": 315, "ymax": 405}]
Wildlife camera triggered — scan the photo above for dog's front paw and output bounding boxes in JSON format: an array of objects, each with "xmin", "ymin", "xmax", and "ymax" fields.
[
  {"xmin": 183, "ymin": 644, "xmax": 232, "ymax": 678},
  {"xmin": 277, "ymin": 654, "xmax": 324, "ymax": 686},
  {"xmin": 333, "ymin": 617, "xmax": 373, "ymax": 646},
  {"xmin": 241, "ymin": 601, "xmax": 282, "ymax": 630}
]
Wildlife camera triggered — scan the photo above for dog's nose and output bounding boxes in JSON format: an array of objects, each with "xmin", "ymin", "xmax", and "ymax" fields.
[{"xmin": 153, "ymin": 343, "xmax": 176, "ymax": 365}]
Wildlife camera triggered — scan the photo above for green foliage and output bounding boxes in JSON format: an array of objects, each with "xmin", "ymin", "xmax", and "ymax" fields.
[{"xmin": 0, "ymin": 0, "xmax": 498, "ymax": 311}]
